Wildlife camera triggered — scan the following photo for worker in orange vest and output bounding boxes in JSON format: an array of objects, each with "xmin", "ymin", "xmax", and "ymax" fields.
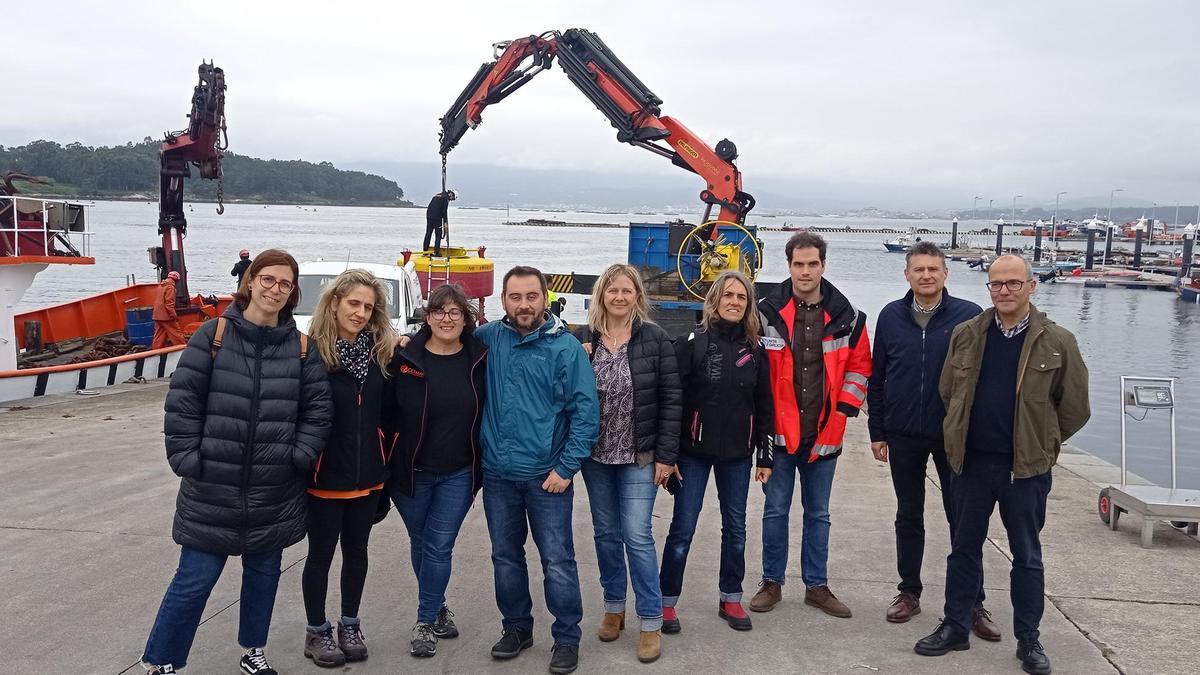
[{"xmin": 153, "ymin": 271, "xmax": 187, "ymax": 349}]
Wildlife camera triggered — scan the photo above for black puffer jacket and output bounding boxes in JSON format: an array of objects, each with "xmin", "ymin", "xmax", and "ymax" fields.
[
  {"xmin": 164, "ymin": 305, "xmax": 332, "ymax": 555},
  {"xmin": 387, "ymin": 326, "xmax": 488, "ymax": 497},
  {"xmin": 574, "ymin": 320, "xmax": 682, "ymax": 466},
  {"xmin": 676, "ymin": 320, "xmax": 775, "ymax": 467},
  {"xmin": 312, "ymin": 350, "xmax": 390, "ymax": 492}
]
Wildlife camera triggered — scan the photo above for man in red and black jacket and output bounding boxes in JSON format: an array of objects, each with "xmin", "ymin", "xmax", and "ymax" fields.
[{"xmin": 749, "ymin": 232, "xmax": 872, "ymax": 620}]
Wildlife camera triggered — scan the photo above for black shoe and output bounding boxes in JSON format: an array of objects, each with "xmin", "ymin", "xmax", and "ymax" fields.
[
  {"xmin": 433, "ymin": 605, "xmax": 459, "ymax": 639},
  {"xmin": 548, "ymin": 643, "xmax": 579, "ymax": 674},
  {"xmin": 410, "ymin": 622, "xmax": 437, "ymax": 658},
  {"xmin": 914, "ymin": 621, "xmax": 971, "ymax": 656},
  {"xmin": 490, "ymin": 626, "xmax": 534, "ymax": 660},
  {"xmin": 1016, "ymin": 638, "xmax": 1052, "ymax": 674},
  {"xmin": 239, "ymin": 648, "xmax": 278, "ymax": 675}
]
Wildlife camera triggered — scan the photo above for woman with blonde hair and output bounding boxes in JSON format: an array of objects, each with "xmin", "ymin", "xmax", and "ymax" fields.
[
  {"xmin": 573, "ymin": 263, "xmax": 681, "ymax": 663},
  {"xmin": 658, "ymin": 269, "xmax": 774, "ymax": 634},
  {"xmin": 300, "ymin": 268, "xmax": 398, "ymax": 668}
]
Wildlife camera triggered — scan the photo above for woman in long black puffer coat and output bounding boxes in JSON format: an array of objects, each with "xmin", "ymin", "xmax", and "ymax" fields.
[{"xmin": 141, "ymin": 249, "xmax": 332, "ymax": 675}]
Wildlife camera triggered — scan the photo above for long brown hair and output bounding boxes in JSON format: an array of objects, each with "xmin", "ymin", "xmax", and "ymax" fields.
[
  {"xmin": 232, "ymin": 248, "xmax": 301, "ymax": 315},
  {"xmin": 308, "ymin": 269, "xmax": 398, "ymax": 373},
  {"xmin": 701, "ymin": 270, "xmax": 761, "ymax": 344}
]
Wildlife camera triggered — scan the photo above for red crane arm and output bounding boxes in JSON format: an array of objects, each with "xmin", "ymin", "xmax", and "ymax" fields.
[{"xmin": 438, "ymin": 28, "xmax": 754, "ymax": 226}]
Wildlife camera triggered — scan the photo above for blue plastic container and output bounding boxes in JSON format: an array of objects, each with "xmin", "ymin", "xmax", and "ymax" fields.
[
  {"xmin": 125, "ymin": 306, "xmax": 153, "ymax": 324},
  {"xmin": 127, "ymin": 321, "xmax": 154, "ymax": 346}
]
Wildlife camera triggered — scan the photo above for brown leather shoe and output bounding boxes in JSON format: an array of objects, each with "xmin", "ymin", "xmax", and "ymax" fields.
[
  {"xmin": 749, "ymin": 581, "xmax": 782, "ymax": 613},
  {"xmin": 804, "ymin": 585, "xmax": 852, "ymax": 618},
  {"xmin": 972, "ymin": 606, "xmax": 1001, "ymax": 642},
  {"xmin": 637, "ymin": 630, "xmax": 661, "ymax": 663},
  {"xmin": 886, "ymin": 592, "xmax": 921, "ymax": 623},
  {"xmin": 598, "ymin": 611, "xmax": 625, "ymax": 642}
]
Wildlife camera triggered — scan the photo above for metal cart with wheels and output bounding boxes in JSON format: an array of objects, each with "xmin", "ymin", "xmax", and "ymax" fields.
[{"xmin": 1097, "ymin": 376, "xmax": 1200, "ymax": 547}]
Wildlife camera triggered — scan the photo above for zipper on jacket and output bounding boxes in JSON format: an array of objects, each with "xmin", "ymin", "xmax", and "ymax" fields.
[
  {"xmin": 469, "ymin": 351, "xmax": 486, "ymax": 494},
  {"xmin": 410, "ymin": 369, "xmax": 430, "ymax": 489},
  {"xmin": 241, "ymin": 333, "xmax": 264, "ymax": 552},
  {"xmin": 354, "ymin": 380, "xmax": 364, "ymax": 488},
  {"xmin": 920, "ymin": 327, "xmax": 927, "ymax": 426},
  {"xmin": 1011, "ymin": 327, "xmax": 1045, "ymax": 480}
]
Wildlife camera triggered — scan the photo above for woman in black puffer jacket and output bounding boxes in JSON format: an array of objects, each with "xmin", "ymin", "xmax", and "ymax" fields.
[
  {"xmin": 142, "ymin": 249, "xmax": 332, "ymax": 675},
  {"xmin": 658, "ymin": 270, "xmax": 774, "ymax": 635},
  {"xmin": 573, "ymin": 263, "xmax": 681, "ymax": 663}
]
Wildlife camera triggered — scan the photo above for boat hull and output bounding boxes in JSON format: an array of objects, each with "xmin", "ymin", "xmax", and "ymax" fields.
[
  {"xmin": 883, "ymin": 243, "xmax": 908, "ymax": 253},
  {"xmin": 0, "ymin": 344, "xmax": 184, "ymax": 403}
]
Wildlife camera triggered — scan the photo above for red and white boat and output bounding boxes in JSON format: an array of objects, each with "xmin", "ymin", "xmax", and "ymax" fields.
[{"xmin": 1, "ymin": 63, "xmax": 230, "ymax": 405}]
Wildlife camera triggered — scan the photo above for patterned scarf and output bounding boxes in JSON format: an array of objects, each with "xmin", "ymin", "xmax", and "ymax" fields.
[{"xmin": 335, "ymin": 331, "xmax": 373, "ymax": 383}]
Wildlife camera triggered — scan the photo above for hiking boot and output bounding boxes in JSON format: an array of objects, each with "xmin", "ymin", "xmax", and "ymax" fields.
[
  {"xmin": 914, "ymin": 621, "xmax": 971, "ymax": 656},
  {"xmin": 638, "ymin": 630, "xmax": 661, "ymax": 663},
  {"xmin": 1016, "ymin": 638, "xmax": 1052, "ymax": 675},
  {"xmin": 433, "ymin": 605, "xmax": 459, "ymax": 639},
  {"xmin": 142, "ymin": 665, "xmax": 177, "ymax": 675},
  {"xmin": 337, "ymin": 619, "xmax": 368, "ymax": 662},
  {"xmin": 239, "ymin": 648, "xmax": 278, "ymax": 675},
  {"xmin": 549, "ymin": 643, "xmax": 579, "ymax": 674},
  {"xmin": 886, "ymin": 592, "xmax": 921, "ymax": 623},
  {"xmin": 491, "ymin": 626, "xmax": 534, "ymax": 660},
  {"xmin": 718, "ymin": 601, "xmax": 753, "ymax": 631},
  {"xmin": 410, "ymin": 622, "xmax": 437, "ymax": 658},
  {"xmin": 598, "ymin": 611, "xmax": 625, "ymax": 642},
  {"xmin": 973, "ymin": 605, "xmax": 1002, "ymax": 642},
  {"xmin": 662, "ymin": 606, "xmax": 681, "ymax": 634},
  {"xmin": 804, "ymin": 585, "xmax": 852, "ymax": 618},
  {"xmin": 304, "ymin": 623, "xmax": 346, "ymax": 668},
  {"xmin": 749, "ymin": 580, "xmax": 782, "ymax": 612}
]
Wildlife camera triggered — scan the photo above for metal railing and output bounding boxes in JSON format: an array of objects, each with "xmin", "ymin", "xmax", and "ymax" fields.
[{"xmin": 0, "ymin": 195, "xmax": 93, "ymax": 259}]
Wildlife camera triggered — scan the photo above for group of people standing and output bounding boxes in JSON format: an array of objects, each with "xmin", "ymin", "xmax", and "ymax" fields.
[{"xmin": 139, "ymin": 229, "xmax": 1089, "ymax": 675}]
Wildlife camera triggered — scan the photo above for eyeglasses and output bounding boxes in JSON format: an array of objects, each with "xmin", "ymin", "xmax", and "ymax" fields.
[
  {"xmin": 429, "ymin": 307, "xmax": 464, "ymax": 320},
  {"xmin": 255, "ymin": 274, "xmax": 295, "ymax": 293},
  {"xmin": 985, "ymin": 279, "xmax": 1031, "ymax": 292}
]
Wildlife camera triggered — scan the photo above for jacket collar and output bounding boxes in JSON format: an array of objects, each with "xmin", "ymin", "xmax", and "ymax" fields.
[
  {"xmin": 398, "ymin": 324, "xmax": 487, "ymax": 369},
  {"xmin": 500, "ymin": 311, "xmax": 567, "ymax": 343},
  {"xmin": 765, "ymin": 277, "xmax": 856, "ymax": 331},
  {"xmin": 970, "ymin": 303, "xmax": 1050, "ymax": 336},
  {"xmin": 222, "ymin": 303, "xmax": 298, "ymax": 345}
]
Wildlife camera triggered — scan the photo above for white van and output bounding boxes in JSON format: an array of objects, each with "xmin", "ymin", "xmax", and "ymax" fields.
[{"xmin": 293, "ymin": 260, "xmax": 424, "ymax": 334}]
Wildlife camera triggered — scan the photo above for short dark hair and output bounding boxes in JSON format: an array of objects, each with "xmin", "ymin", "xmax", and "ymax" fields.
[
  {"xmin": 502, "ymin": 265, "xmax": 547, "ymax": 296},
  {"xmin": 905, "ymin": 241, "xmax": 946, "ymax": 267},
  {"xmin": 424, "ymin": 283, "xmax": 478, "ymax": 333},
  {"xmin": 785, "ymin": 231, "xmax": 827, "ymax": 262},
  {"xmin": 232, "ymin": 248, "xmax": 301, "ymax": 314}
]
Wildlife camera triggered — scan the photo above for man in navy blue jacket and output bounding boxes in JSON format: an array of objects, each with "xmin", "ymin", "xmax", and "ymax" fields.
[{"xmin": 867, "ymin": 242, "xmax": 998, "ymax": 639}]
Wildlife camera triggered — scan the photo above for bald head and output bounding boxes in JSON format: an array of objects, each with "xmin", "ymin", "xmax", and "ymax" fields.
[
  {"xmin": 987, "ymin": 254, "xmax": 1035, "ymax": 324},
  {"xmin": 989, "ymin": 254, "xmax": 1032, "ymax": 280}
]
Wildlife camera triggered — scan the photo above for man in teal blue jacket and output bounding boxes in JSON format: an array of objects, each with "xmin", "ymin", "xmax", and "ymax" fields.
[{"xmin": 476, "ymin": 265, "xmax": 599, "ymax": 675}]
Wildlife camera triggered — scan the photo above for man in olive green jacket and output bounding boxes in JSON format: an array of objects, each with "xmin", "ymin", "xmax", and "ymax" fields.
[{"xmin": 914, "ymin": 255, "xmax": 1089, "ymax": 675}]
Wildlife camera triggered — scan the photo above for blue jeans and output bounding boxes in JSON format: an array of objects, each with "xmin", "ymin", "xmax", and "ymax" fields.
[
  {"xmin": 392, "ymin": 466, "xmax": 474, "ymax": 624},
  {"xmin": 761, "ymin": 450, "xmax": 838, "ymax": 588},
  {"xmin": 483, "ymin": 472, "xmax": 584, "ymax": 646},
  {"xmin": 580, "ymin": 459, "xmax": 663, "ymax": 631},
  {"xmin": 660, "ymin": 454, "xmax": 752, "ymax": 605},
  {"xmin": 142, "ymin": 546, "xmax": 283, "ymax": 669}
]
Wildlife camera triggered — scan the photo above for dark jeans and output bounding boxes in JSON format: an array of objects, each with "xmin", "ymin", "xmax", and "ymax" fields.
[
  {"xmin": 423, "ymin": 220, "xmax": 444, "ymax": 255},
  {"xmin": 888, "ymin": 435, "xmax": 984, "ymax": 604},
  {"xmin": 761, "ymin": 442, "xmax": 837, "ymax": 588},
  {"xmin": 660, "ymin": 454, "xmax": 752, "ymax": 605},
  {"xmin": 393, "ymin": 465, "xmax": 475, "ymax": 624},
  {"xmin": 944, "ymin": 455, "xmax": 1051, "ymax": 640},
  {"xmin": 580, "ymin": 459, "xmax": 662, "ymax": 631},
  {"xmin": 142, "ymin": 546, "xmax": 283, "ymax": 669},
  {"xmin": 302, "ymin": 491, "xmax": 381, "ymax": 628},
  {"xmin": 483, "ymin": 472, "xmax": 583, "ymax": 646}
]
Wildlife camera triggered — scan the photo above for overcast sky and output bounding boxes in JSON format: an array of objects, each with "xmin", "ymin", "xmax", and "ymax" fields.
[{"xmin": 4, "ymin": 0, "xmax": 1198, "ymax": 208}]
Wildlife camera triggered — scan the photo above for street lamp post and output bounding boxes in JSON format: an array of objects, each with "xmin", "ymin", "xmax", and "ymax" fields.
[
  {"xmin": 1053, "ymin": 191, "xmax": 1067, "ymax": 247},
  {"xmin": 973, "ymin": 196, "xmax": 981, "ymax": 224},
  {"xmin": 1105, "ymin": 188, "xmax": 1124, "ymax": 265},
  {"xmin": 1107, "ymin": 188, "xmax": 1124, "ymax": 227},
  {"xmin": 1011, "ymin": 194, "xmax": 1023, "ymax": 223},
  {"xmin": 988, "ymin": 198, "xmax": 993, "ymax": 221}
]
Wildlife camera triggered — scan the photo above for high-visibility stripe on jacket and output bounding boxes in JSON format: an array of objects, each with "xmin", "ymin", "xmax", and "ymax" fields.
[{"xmin": 758, "ymin": 277, "xmax": 872, "ymax": 461}]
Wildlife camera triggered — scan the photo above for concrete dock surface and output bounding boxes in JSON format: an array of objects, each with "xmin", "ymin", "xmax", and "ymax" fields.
[{"xmin": 2, "ymin": 382, "xmax": 1198, "ymax": 674}]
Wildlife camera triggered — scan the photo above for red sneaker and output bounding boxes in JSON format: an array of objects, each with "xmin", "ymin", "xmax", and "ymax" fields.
[
  {"xmin": 718, "ymin": 601, "xmax": 752, "ymax": 631},
  {"xmin": 662, "ymin": 606, "xmax": 680, "ymax": 634}
]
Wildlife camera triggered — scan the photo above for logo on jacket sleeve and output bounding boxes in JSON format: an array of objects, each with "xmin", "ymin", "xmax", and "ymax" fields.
[
  {"xmin": 399, "ymin": 364, "xmax": 425, "ymax": 378},
  {"xmin": 760, "ymin": 336, "xmax": 786, "ymax": 351}
]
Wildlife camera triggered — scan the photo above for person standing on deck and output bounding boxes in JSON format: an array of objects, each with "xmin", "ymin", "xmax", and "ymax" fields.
[
  {"xmin": 749, "ymin": 232, "xmax": 872, "ymax": 621},
  {"xmin": 152, "ymin": 271, "xmax": 186, "ymax": 349},
  {"xmin": 867, "ymin": 241, "xmax": 999, "ymax": 637},
  {"xmin": 424, "ymin": 190, "xmax": 456, "ymax": 256},
  {"xmin": 232, "ymin": 249, "xmax": 252, "ymax": 288},
  {"xmin": 914, "ymin": 254, "xmax": 1089, "ymax": 675}
]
